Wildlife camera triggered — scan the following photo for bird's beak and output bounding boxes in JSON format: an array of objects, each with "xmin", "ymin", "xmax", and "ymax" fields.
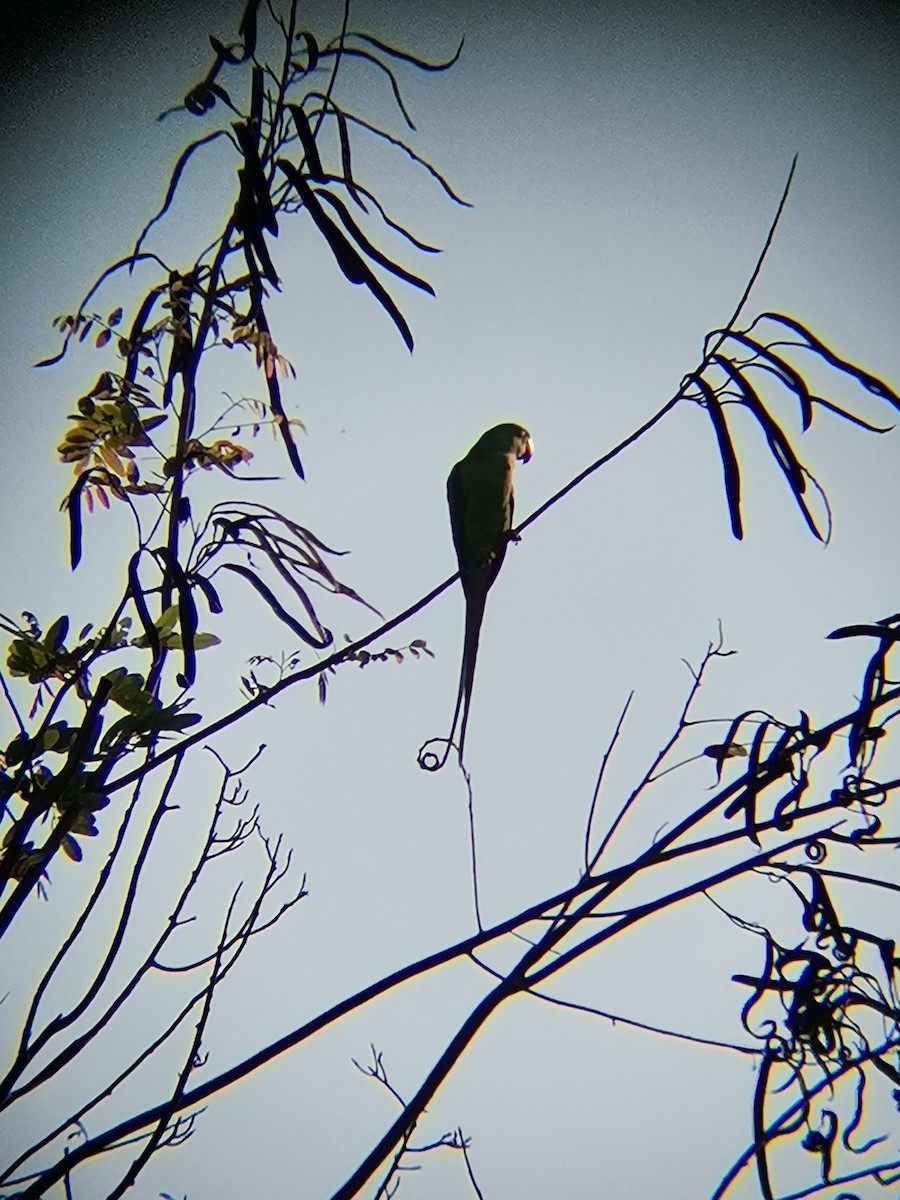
[{"xmin": 520, "ymin": 435, "xmax": 533, "ymax": 464}]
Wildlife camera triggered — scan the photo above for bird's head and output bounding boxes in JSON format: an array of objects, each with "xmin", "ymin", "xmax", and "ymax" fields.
[{"xmin": 479, "ymin": 422, "xmax": 533, "ymax": 464}]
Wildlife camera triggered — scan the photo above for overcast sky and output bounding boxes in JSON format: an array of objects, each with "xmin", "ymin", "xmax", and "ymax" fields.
[{"xmin": 3, "ymin": 1, "xmax": 900, "ymax": 1197}]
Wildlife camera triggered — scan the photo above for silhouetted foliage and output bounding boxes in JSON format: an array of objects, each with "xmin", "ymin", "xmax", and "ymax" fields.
[
  {"xmin": 0, "ymin": 1, "xmax": 454, "ymax": 1195},
  {"xmin": 2, "ymin": 3, "xmax": 900, "ymax": 1200}
]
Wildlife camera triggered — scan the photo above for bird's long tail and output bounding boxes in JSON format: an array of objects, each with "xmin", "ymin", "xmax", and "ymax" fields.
[
  {"xmin": 417, "ymin": 585, "xmax": 486, "ymax": 771},
  {"xmin": 453, "ymin": 586, "xmax": 487, "ymax": 763}
]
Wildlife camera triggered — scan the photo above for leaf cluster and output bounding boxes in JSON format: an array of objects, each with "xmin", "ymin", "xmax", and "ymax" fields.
[{"xmin": 690, "ymin": 312, "xmax": 898, "ymax": 540}]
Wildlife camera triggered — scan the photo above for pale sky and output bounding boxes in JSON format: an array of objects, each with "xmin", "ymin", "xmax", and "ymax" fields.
[{"xmin": 2, "ymin": 1, "xmax": 900, "ymax": 1197}]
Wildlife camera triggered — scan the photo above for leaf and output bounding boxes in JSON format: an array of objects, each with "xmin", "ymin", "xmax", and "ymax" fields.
[
  {"xmin": 43, "ymin": 722, "xmax": 74, "ymax": 754},
  {"xmin": 193, "ymin": 574, "xmax": 223, "ymax": 615},
  {"xmin": 288, "ymin": 103, "xmax": 326, "ymax": 182},
  {"xmin": 156, "ymin": 547, "xmax": 199, "ymax": 686},
  {"xmin": 164, "ymin": 710, "xmax": 203, "ymax": 731},
  {"xmin": 723, "ymin": 720, "xmax": 769, "ymax": 846},
  {"xmin": 760, "ymin": 312, "xmax": 900, "ymax": 411},
  {"xmin": 62, "ymin": 835, "xmax": 83, "ymax": 862},
  {"xmin": 98, "ymin": 444, "xmax": 125, "ymax": 476},
  {"xmin": 716, "ymin": 357, "xmax": 804, "ymax": 489},
  {"xmin": 805, "ymin": 394, "xmax": 893, "ymax": 433},
  {"xmin": 280, "ymin": 162, "xmax": 365, "ymax": 279},
  {"xmin": 107, "ymin": 307, "xmax": 123, "ymax": 327},
  {"xmin": 278, "ymin": 159, "xmax": 415, "ymax": 352},
  {"xmin": 773, "ymin": 777, "xmax": 807, "ymax": 831},
  {"xmin": 322, "ymin": 109, "xmax": 471, "ymax": 207},
  {"xmin": 713, "ymin": 355, "xmax": 823, "ymax": 541},
  {"xmin": 156, "ymin": 604, "xmax": 180, "ymax": 636},
  {"xmin": 692, "ymin": 374, "xmax": 743, "ymax": 539},
  {"xmin": 294, "ymin": 29, "xmax": 319, "ymax": 73},
  {"xmin": 219, "ymin": 561, "xmax": 332, "ymax": 648},
  {"xmin": 314, "ymin": 189, "xmax": 435, "ymax": 294},
  {"xmin": 827, "ymin": 623, "xmax": 900, "ymax": 642},
  {"xmin": 4, "ymin": 734, "xmax": 29, "ymax": 765},
  {"xmin": 95, "ymin": 329, "xmax": 112, "ymax": 349},
  {"xmin": 333, "ymin": 105, "xmax": 363, "ymax": 208},
  {"xmin": 62, "ymin": 472, "xmax": 92, "ymax": 568},
  {"xmin": 233, "ymin": 121, "xmax": 278, "ymax": 235},
  {"xmin": 132, "ymin": 131, "xmax": 227, "ymax": 258},
  {"xmin": 240, "ymin": 197, "xmax": 280, "ymax": 287},
  {"xmin": 104, "ymin": 668, "xmax": 157, "ymax": 715},
  {"xmin": 332, "ymin": 47, "xmax": 417, "ymax": 130},
  {"xmin": 184, "ymin": 79, "xmax": 236, "ymax": 117},
  {"xmin": 69, "ymin": 810, "xmax": 100, "ymax": 836},
  {"xmin": 44, "ymin": 615, "xmax": 70, "ymax": 651},
  {"xmin": 128, "ymin": 550, "xmax": 161, "ymax": 660},
  {"xmin": 249, "ymin": 62, "xmax": 264, "ymax": 126},
  {"xmin": 722, "ymin": 331, "xmax": 815, "ymax": 430},
  {"xmin": 349, "ymin": 32, "xmax": 465, "ymax": 73},
  {"xmin": 35, "ymin": 345, "xmax": 70, "ymax": 369},
  {"xmin": 124, "ymin": 481, "xmax": 165, "ymax": 495}
]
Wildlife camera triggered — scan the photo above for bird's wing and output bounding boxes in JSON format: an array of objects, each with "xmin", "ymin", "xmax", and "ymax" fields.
[
  {"xmin": 453, "ymin": 446, "xmax": 514, "ymax": 591},
  {"xmin": 447, "ymin": 459, "xmax": 466, "ymax": 573}
]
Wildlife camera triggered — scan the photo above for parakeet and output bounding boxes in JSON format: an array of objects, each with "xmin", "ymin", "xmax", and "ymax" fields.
[{"xmin": 444, "ymin": 422, "xmax": 533, "ymax": 763}]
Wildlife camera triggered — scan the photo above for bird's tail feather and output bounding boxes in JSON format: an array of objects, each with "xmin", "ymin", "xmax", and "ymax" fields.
[{"xmin": 454, "ymin": 588, "xmax": 487, "ymax": 763}]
